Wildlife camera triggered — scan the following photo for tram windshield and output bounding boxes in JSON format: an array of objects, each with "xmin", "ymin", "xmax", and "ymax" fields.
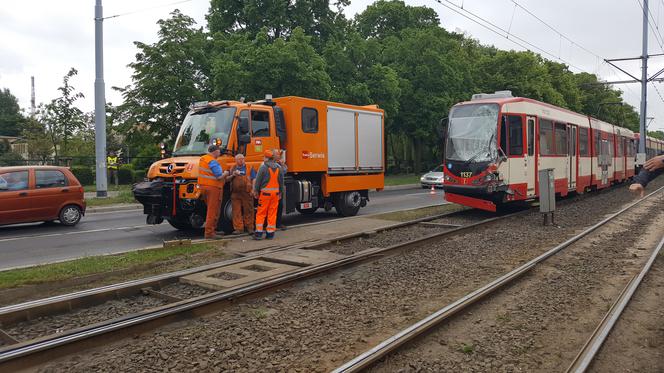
[{"xmin": 445, "ymin": 103, "xmax": 499, "ymax": 163}]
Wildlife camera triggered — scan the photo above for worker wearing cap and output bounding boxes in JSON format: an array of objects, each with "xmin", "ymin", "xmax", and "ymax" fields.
[
  {"xmin": 107, "ymin": 151, "xmax": 119, "ymax": 187},
  {"xmin": 228, "ymin": 154, "xmax": 256, "ymax": 234},
  {"xmin": 253, "ymin": 150, "xmax": 284, "ymax": 240},
  {"xmin": 198, "ymin": 144, "xmax": 228, "ymax": 239}
]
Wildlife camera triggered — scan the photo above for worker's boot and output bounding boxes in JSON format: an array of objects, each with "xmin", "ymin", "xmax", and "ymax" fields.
[
  {"xmin": 265, "ymin": 232, "xmax": 275, "ymax": 240},
  {"xmin": 253, "ymin": 232, "xmax": 263, "ymax": 240}
]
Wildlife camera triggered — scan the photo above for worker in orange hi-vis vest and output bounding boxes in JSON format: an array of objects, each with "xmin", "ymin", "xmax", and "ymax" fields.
[
  {"xmin": 252, "ymin": 150, "xmax": 284, "ymax": 240},
  {"xmin": 198, "ymin": 144, "xmax": 228, "ymax": 239}
]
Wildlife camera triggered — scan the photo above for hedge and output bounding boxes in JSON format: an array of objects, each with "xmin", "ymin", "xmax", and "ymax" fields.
[
  {"xmin": 70, "ymin": 166, "xmax": 94, "ymax": 185},
  {"xmin": 133, "ymin": 169, "xmax": 147, "ymax": 182},
  {"xmin": 118, "ymin": 164, "xmax": 134, "ymax": 184}
]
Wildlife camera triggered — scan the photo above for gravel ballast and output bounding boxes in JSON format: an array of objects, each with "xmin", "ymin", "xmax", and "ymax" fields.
[
  {"xmin": 369, "ymin": 192, "xmax": 664, "ymax": 372},
  {"xmin": 36, "ymin": 181, "xmax": 664, "ymax": 372},
  {"xmin": 6, "ymin": 295, "xmax": 168, "ymax": 341}
]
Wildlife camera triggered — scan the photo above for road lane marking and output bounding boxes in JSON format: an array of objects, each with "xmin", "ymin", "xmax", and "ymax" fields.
[{"xmin": 0, "ymin": 225, "xmax": 152, "ymax": 243}]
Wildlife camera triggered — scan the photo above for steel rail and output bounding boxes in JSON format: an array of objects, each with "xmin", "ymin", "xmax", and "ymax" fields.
[
  {"xmin": 566, "ymin": 234, "xmax": 664, "ymax": 373},
  {"xmin": 0, "ymin": 208, "xmax": 467, "ymax": 325},
  {"xmin": 0, "ymin": 208, "xmax": 516, "ymax": 369},
  {"xmin": 332, "ymin": 185, "xmax": 664, "ymax": 373}
]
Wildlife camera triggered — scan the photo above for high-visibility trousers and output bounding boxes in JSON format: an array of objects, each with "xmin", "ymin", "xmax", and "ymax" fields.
[
  {"xmin": 200, "ymin": 185, "xmax": 222, "ymax": 238},
  {"xmin": 231, "ymin": 192, "xmax": 254, "ymax": 231},
  {"xmin": 255, "ymin": 191, "xmax": 279, "ymax": 234}
]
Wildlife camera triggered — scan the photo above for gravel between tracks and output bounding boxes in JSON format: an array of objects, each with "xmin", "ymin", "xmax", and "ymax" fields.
[
  {"xmin": 5, "ymin": 295, "xmax": 168, "ymax": 341},
  {"xmin": 589, "ymin": 253, "xmax": 664, "ymax": 373},
  {"xmin": 326, "ymin": 224, "xmax": 445, "ymax": 255},
  {"xmin": 37, "ymin": 181, "xmax": 663, "ymax": 372},
  {"xmin": 157, "ymin": 282, "xmax": 214, "ymax": 300},
  {"xmin": 370, "ymin": 192, "xmax": 664, "ymax": 372}
]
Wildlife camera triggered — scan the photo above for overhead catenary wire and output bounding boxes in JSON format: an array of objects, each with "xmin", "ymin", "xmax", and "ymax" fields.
[{"xmin": 431, "ymin": 0, "xmax": 587, "ymax": 72}]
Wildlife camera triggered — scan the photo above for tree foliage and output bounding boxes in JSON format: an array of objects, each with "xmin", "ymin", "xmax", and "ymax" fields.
[
  {"xmin": 0, "ymin": 88, "xmax": 24, "ymax": 137},
  {"xmin": 114, "ymin": 1, "xmax": 641, "ymax": 172}
]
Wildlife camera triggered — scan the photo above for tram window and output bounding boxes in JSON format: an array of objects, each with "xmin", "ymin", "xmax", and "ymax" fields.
[
  {"xmin": 539, "ymin": 119, "xmax": 554, "ymax": 155},
  {"xmin": 554, "ymin": 122, "xmax": 568, "ymax": 155},
  {"xmin": 570, "ymin": 126, "xmax": 576, "ymax": 156},
  {"xmin": 617, "ymin": 138, "xmax": 624, "ymax": 157},
  {"xmin": 607, "ymin": 136, "xmax": 614, "ymax": 157},
  {"xmin": 508, "ymin": 116, "xmax": 523, "ymax": 156},
  {"xmin": 579, "ymin": 128, "xmax": 589, "ymax": 156},
  {"xmin": 594, "ymin": 131, "xmax": 601, "ymax": 156},
  {"xmin": 527, "ymin": 119, "xmax": 534, "ymax": 156}
]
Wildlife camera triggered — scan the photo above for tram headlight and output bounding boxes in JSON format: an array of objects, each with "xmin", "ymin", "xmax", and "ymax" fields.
[
  {"xmin": 444, "ymin": 174, "xmax": 453, "ymax": 182},
  {"xmin": 485, "ymin": 173, "xmax": 496, "ymax": 182}
]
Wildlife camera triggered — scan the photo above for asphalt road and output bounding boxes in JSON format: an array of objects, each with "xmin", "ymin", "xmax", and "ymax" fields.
[{"xmin": 0, "ymin": 187, "xmax": 446, "ymax": 270}]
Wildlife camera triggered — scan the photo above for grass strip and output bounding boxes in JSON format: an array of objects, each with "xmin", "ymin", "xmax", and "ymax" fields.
[
  {"xmin": 384, "ymin": 174, "xmax": 421, "ymax": 186},
  {"xmin": 86, "ymin": 189, "xmax": 137, "ymax": 206},
  {"xmin": 0, "ymin": 243, "xmax": 218, "ymax": 289}
]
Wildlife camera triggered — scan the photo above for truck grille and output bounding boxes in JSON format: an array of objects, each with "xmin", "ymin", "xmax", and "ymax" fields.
[{"xmin": 158, "ymin": 162, "xmax": 188, "ymax": 175}]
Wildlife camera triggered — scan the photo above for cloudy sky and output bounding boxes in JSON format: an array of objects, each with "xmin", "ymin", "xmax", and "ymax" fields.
[{"xmin": 2, "ymin": 0, "xmax": 664, "ymax": 130}]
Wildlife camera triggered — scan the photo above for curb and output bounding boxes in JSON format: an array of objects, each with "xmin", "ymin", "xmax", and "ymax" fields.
[{"xmin": 86, "ymin": 204, "xmax": 142, "ymax": 214}]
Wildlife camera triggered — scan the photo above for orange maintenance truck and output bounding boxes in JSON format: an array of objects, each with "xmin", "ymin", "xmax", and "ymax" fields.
[{"xmin": 133, "ymin": 96, "xmax": 385, "ymax": 233}]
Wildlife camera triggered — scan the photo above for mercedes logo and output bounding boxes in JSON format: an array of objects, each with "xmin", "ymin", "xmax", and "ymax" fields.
[{"xmin": 166, "ymin": 164, "xmax": 174, "ymax": 173}]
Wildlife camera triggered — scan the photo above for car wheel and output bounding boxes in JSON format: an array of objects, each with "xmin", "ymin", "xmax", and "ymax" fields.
[{"xmin": 59, "ymin": 205, "xmax": 82, "ymax": 226}]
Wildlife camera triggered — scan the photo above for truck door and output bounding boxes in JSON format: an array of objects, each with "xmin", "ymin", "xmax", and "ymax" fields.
[
  {"xmin": 240, "ymin": 109, "xmax": 279, "ymax": 163},
  {"xmin": 526, "ymin": 116, "xmax": 536, "ymax": 195}
]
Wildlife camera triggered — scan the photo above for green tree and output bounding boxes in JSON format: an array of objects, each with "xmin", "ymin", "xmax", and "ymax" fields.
[
  {"xmin": 118, "ymin": 10, "xmax": 210, "ymax": 144},
  {"xmin": 45, "ymin": 68, "xmax": 85, "ymax": 157},
  {"xmin": 22, "ymin": 109, "xmax": 53, "ymax": 164},
  {"xmin": 211, "ymin": 27, "xmax": 331, "ymax": 100},
  {"xmin": 355, "ymin": 0, "xmax": 439, "ymax": 39},
  {"xmin": 0, "ymin": 88, "xmax": 24, "ymax": 136},
  {"xmin": 207, "ymin": 0, "xmax": 349, "ymax": 47}
]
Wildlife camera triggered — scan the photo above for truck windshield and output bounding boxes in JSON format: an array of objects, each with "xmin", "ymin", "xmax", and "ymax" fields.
[
  {"xmin": 445, "ymin": 103, "xmax": 499, "ymax": 162},
  {"xmin": 173, "ymin": 107, "xmax": 237, "ymax": 156}
]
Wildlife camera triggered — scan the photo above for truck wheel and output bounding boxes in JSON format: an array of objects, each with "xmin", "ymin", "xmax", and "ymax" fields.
[
  {"xmin": 296, "ymin": 206, "xmax": 318, "ymax": 215},
  {"xmin": 167, "ymin": 217, "xmax": 193, "ymax": 230},
  {"xmin": 217, "ymin": 198, "xmax": 235, "ymax": 234},
  {"xmin": 334, "ymin": 191, "xmax": 362, "ymax": 217}
]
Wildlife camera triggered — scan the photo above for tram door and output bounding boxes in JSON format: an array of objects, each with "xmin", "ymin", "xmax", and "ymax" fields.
[
  {"xmin": 526, "ymin": 117, "xmax": 536, "ymax": 195},
  {"xmin": 568, "ymin": 124, "xmax": 577, "ymax": 190}
]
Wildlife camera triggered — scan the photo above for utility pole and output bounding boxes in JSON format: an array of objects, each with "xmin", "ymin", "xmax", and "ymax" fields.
[
  {"xmin": 638, "ymin": 0, "xmax": 649, "ymax": 162},
  {"xmin": 30, "ymin": 76, "xmax": 35, "ymax": 117},
  {"xmin": 94, "ymin": 0, "xmax": 108, "ymax": 197}
]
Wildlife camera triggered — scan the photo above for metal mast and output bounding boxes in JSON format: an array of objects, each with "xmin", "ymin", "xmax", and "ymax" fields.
[
  {"xmin": 94, "ymin": 0, "xmax": 108, "ymax": 197},
  {"xmin": 639, "ymin": 0, "xmax": 649, "ymax": 158}
]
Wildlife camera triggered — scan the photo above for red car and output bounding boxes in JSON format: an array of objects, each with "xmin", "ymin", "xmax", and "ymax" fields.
[{"xmin": 0, "ymin": 166, "xmax": 86, "ymax": 226}]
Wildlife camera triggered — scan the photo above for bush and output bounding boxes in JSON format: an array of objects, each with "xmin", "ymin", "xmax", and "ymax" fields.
[
  {"xmin": 70, "ymin": 166, "xmax": 94, "ymax": 185},
  {"xmin": 0, "ymin": 152, "xmax": 25, "ymax": 166},
  {"xmin": 133, "ymin": 169, "xmax": 146, "ymax": 182},
  {"xmin": 118, "ymin": 164, "xmax": 134, "ymax": 184}
]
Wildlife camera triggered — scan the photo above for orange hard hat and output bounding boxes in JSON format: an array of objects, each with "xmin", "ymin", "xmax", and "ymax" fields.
[{"xmin": 264, "ymin": 149, "xmax": 273, "ymax": 158}]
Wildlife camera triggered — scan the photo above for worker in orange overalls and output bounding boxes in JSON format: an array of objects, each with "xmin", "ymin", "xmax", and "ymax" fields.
[
  {"xmin": 228, "ymin": 153, "xmax": 256, "ymax": 234},
  {"xmin": 253, "ymin": 150, "xmax": 284, "ymax": 240},
  {"xmin": 198, "ymin": 144, "xmax": 228, "ymax": 239}
]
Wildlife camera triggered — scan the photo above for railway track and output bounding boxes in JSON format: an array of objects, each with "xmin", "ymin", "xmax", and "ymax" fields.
[
  {"xmin": 332, "ymin": 185, "xmax": 664, "ymax": 373},
  {"xmin": 0, "ymin": 207, "xmax": 519, "ymax": 371}
]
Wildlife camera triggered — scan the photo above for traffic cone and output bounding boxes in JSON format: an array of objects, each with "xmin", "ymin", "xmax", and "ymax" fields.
[{"xmin": 429, "ymin": 185, "xmax": 436, "ymax": 195}]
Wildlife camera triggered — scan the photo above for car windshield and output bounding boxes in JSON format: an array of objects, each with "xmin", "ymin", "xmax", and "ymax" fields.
[
  {"xmin": 431, "ymin": 165, "xmax": 443, "ymax": 173},
  {"xmin": 173, "ymin": 107, "xmax": 237, "ymax": 156},
  {"xmin": 445, "ymin": 103, "xmax": 499, "ymax": 162}
]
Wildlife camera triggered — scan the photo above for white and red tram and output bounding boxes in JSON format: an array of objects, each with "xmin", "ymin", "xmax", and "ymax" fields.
[{"xmin": 441, "ymin": 91, "xmax": 659, "ymax": 212}]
